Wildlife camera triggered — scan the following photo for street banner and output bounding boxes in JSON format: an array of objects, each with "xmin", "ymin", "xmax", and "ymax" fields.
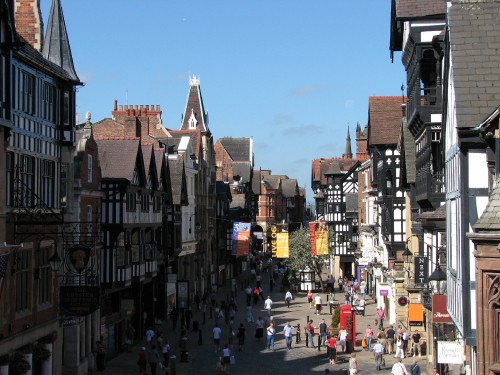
[
  {"xmin": 232, "ymin": 222, "xmax": 251, "ymax": 256},
  {"xmin": 276, "ymin": 225, "xmax": 289, "ymax": 258},
  {"xmin": 316, "ymin": 222, "xmax": 328, "ymax": 255},
  {"xmin": 309, "ymin": 222, "xmax": 317, "ymax": 256}
]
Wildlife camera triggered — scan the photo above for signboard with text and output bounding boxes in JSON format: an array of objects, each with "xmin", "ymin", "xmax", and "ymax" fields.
[
  {"xmin": 437, "ymin": 341, "xmax": 463, "ymax": 364},
  {"xmin": 414, "ymin": 256, "xmax": 429, "ymax": 285},
  {"xmin": 60, "ymin": 286, "xmax": 100, "ymax": 317}
]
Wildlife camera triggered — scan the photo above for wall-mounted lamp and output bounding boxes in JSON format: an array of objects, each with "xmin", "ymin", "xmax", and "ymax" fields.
[
  {"xmin": 48, "ymin": 250, "xmax": 63, "ymax": 273},
  {"xmin": 429, "ymin": 245, "xmax": 447, "ymax": 294}
]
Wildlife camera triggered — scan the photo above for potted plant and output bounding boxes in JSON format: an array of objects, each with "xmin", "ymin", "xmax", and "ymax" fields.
[
  {"xmin": 329, "ymin": 306, "xmax": 341, "ymax": 336},
  {"xmin": 33, "ymin": 343, "xmax": 51, "ymax": 362},
  {"xmin": 9, "ymin": 351, "xmax": 30, "ymax": 375}
]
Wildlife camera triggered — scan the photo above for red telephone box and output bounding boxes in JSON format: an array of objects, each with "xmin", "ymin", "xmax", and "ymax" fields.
[{"xmin": 339, "ymin": 304, "xmax": 356, "ymax": 345}]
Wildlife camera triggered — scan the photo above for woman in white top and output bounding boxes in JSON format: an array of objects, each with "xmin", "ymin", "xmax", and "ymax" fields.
[{"xmin": 221, "ymin": 344, "xmax": 231, "ymax": 374}]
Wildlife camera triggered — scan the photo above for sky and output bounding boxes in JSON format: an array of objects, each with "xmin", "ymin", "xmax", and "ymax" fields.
[{"xmin": 42, "ymin": 0, "xmax": 404, "ymax": 199}]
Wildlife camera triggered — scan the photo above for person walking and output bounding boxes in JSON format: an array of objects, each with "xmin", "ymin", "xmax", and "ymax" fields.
[
  {"xmin": 95, "ymin": 340, "xmax": 106, "ymax": 371},
  {"xmin": 237, "ymin": 323, "xmax": 246, "ymax": 352},
  {"xmin": 161, "ymin": 340, "xmax": 170, "ymax": 368},
  {"xmin": 266, "ymin": 322, "xmax": 276, "ymax": 351},
  {"xmin": 319, "ymin": 319, "xmax": 328, "ymax": 349},
  {"xmin": 184, "ymin": 307, "xmax": 193, "ymax": 331},
  {"xmin": 328, "ymin": 291, "xmax": 335, "ymax": 314},
  {"xmin": 252, "ymin": 286, "xmax": 260, "ymax": 305},
  {"xmin": 255, "ymin": 316, "xmax": 264, "ymax": 341},
  {"xmin": 326, "ymin": 334, "xmax": 337, "ymax": 364},
  {"xmin": 306, "ymin": 320, "xmax": 315, "ymax": 348},
  {"xmin": 377, "ymin": 327, "xmax": 387, "ymax": 353},
  {"xmin": 402, "ymin": 329, "xmax": 410, "ymax": 357},
  {"xmin": 395, "ymin": 334, "xmax": 405, "ymax": 359},
  {"xmin": 338, "ymin": 276, "xmax": 343, "ymax": 292},
  {"xmin": 376, "ymin": 307, "xmax": 385, "ymax": 329},
  {"xmin": 365, "ymin": 324, "xmax": 374, "ymax": 351},
  {"xmin": 411, "ymin": 329, "xmax": 422, "ymax": 357},
  {"xmin": 264, "ymin": 296, "xmax": 273, "ymax": 315},
  {"xmin": 245, "ymin": 305, "xmax": 254, "ymax": 324},
  {"xmin": 283, "ymin": 321, "xmax": 294, "ymax": 350},
  {"xmin": 372, "ymin": 341, "xmax": 385, "ymax": 371},
  {"xmin": 314, "ymin": 294, "xmax": 323, "ymax": 315},
  {"xmin": 410, "ymin": 360, "xmax": 421, "ymax": 375},
  {"xmin": 295, "ymin": 323, "xmax": 302, "ymax": 344},
  {"xmin": 148, "ymin": 345, "xmax": 161, "ymax": 375},
  {"xmin": 387, "ymin": 325, "xmax": 396, "ymax": 354},
  {"xmin": 358, "ymin": 297, "xmax": 366, "ymax": 316},
  {"xmin": 145, "ymin": 326, "xmax": 155, "ymax": 347},
  {"xmin": 349, "ymin": 352, "xmax": 358, "ymax": 374},
  {"xmin": 221, "ymin": 344, "xmax": 231, "ymax": 374},
  {"xmin": 285, "ymin": 290, "xmax": 293, "ymax": 308},
  {"xmin": 339, "ymin": 328, "xmax": 347, "ymax": 353},
  {"xmin": 213, "ymin": 323, "xmax": 222, "ymax": 352},
  {"xmin": 307, "ymin": 290, "xmax": 314, "ymax": 309},
  {"xmin": 391, "ymin": 357, "xmax": 409, "ymax": 375},
  {"xmin": 137, "ymin": 347, "xmax": 148, "ymax": 375},
  {"xmin": 245, "ymin": 285, "xmax": 252, "ymax": 305},
  {"xmin": 170, "ymin": 307, "xmax": 178, "ymax": 330}
]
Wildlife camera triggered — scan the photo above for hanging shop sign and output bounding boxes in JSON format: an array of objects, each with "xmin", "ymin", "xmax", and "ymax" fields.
[
  {"xmin": 60, "ymin": 286, "xmax": 100, "ymax": 317},
  {"xmin": 437, "ymin": 341, "xmax": 463, "ymax": 364},
  {"xmin": 414, "ymin": 256, "xmax": 429, "ymax": 285},
  {"xmin": 432, "ymin": 295, "xmax": 453, "ymax": 323}
]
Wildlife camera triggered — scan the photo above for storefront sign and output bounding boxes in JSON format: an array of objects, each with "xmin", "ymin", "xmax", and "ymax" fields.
[
  {"xmin": 432, "ymin": 295, "xmax": 453, "ymax": 323},
  {"xmin": 437, "ymin": 341, "xmax": 463, "ymax": 364},
  {"xmin": 414, "ymin": 256, "xmax": 428, "ymax": 285},
  {"xmin": 60, "ymin": 286, "xmax": 100, "ymax": 316}
]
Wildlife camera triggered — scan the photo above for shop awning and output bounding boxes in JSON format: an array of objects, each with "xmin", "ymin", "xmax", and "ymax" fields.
[{"xmin": 408, "ymin": 303, "xmax": 424, "ymax": 323}]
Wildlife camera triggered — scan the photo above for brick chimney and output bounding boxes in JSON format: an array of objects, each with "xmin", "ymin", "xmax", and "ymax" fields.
[{"xmin": 14, "ymin": 0, "xmax": 44, "ymax": 51}]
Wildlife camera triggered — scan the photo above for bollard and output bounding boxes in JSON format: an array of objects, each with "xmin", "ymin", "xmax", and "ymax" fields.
[
  {"xmin": 198, "ymin": 329, "xmax": 202, "ymax": 345},
  {"xmin": 305, "ymin": 315, "xmax": 309, "ymax": 347},
  {"xmin": 169, "ymin": 355, "xmax": 177, "ymax": 375}
]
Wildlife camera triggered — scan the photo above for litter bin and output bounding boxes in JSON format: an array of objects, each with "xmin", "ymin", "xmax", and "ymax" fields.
[{"xmin": 192, "ymin": 320, "xmax": 199, "ymax": 331}]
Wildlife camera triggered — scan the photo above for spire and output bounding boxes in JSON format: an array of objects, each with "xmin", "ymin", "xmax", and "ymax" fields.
[
  {"xmin": 42, "ymin": 0, "xmax": 79, "ymax": 82},
  {"xmin": 344, "ymin": 126, "xmax": 353, "ymax": 159},
  {"xmin": 180, "ymin": 75, "xmax": 209, "ymax": 132}
]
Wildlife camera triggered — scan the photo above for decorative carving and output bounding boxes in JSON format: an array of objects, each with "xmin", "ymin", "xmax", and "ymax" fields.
[{"xmin": 487, "ymin": 274, "xmax": 500, "ymax": 306}]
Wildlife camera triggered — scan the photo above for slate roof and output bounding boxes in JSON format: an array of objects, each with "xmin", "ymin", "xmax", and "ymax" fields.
[
  {"xmin": 232, "ymin": 162, "xmax": 252, "ymax": 183},
  {"xmin": 474, "ymin": 177, "xmax": 500, "ymax": 231},
  {"xmin": 368, "ymin": 96, "xmax": 405, "ymax": 145},
  {"xmin": 168, "ymin": 157, "xmax": 186, "ymax": 205},
  {"xmin": 395, "ymin": 0, "xmax": 446, "ymax": 19},
  {"xmin": 95, "ymin": 138, "xmax": 141, "ymax": 181},
  {"xmin": 41, "ymin": 0, "xmax": 79, "ymax": 82},
  {"xmin": 419, "ymin": 204, "xmax": 446, "ymax": 221},
  {"xmin": 252, "ymin": 170, "xmax": 263, "ymax": 195},
  {"xmin": 92, "ymin": 118, "xmax": 127, "ymax": 138},
  {"xmin": 448, "ymin": 0, "xmax": 500, "ymax": 128},
  {"xmin": 219, "ymin": 138, "xmax": 251, "ymax": 161},
  {"xmin": 281, "ymin": 179, "xmax": 299, "ymax": 198}
]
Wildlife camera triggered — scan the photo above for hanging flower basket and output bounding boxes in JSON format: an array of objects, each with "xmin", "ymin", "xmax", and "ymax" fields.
[
  {"xmin": 9, "ymin": 351, "xmax": 31, "ymax": 375},
  {"xmin": 0, "ymin": 354, "xmax": 9, "ymax": 366},
  {"xmin": 33, "ymin": 343, "xmax": 51, "ymax": 361}
]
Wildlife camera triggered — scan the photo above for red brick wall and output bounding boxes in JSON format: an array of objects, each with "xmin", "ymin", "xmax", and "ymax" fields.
[{"xmin": 14, "ymin": 0, "xmax": 43, "ymax": 51}]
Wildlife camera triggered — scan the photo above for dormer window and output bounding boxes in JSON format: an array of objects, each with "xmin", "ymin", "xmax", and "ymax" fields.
[{"xmin": 188, "ymin": 109, "xmax": 197, "ymax": 129}]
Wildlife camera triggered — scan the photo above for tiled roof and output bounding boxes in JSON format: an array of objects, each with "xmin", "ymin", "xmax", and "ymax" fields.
[
  {"xmin": 281, "ymin": 179, "xmax": 299, "ymax": 198},
  {"xmin": 368, "ymin": 96, "xmax": 404, "ymax": 145},
  {"xmin": 419, "ymin": 204, "xmax": 446, "ymax": 221},
  {"xmin": 232, "ymin": 162, "xmax": 252, "ymax": 183},
  {"xmin": 311, "ymin": 158, "xmax": 359, "ymax": 185},
  {"xmin": 168, "ymin": 157, "xmax": 185, "ymax": 205},
  {"xmin": 219, "ymin": 137, "xmax": 251, "ymax": 161},
  {"xmin": 95, "ymin": 138, "xmax": 141, "ymax": 181},
  {"xmin": 474, "ymin": 177, "xmax": 500, "ymax": 231},
  {"xmin": 92, "ymin": 118, "xmax": 126, "ymax": 138},
  {"xmin": 395, "ymin": 0, "xmax": 446, "ymax": 19},
  {"xmin": 449, "ymin": 0, "xmax": 500, "ymax": 128}
]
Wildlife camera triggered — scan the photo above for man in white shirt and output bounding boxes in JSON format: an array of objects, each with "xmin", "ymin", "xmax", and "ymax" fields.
[
  {"xmin": 283, "ymin": 322, "xmax": 294, "ymax": 349},
  {"xmin": 391, "ymin": 357, "xmax": 408, "ymax": 375},
  {"xmin": 264, "ymin": 296, "xmax": 273, "ymax": 314},
  {"xmin": 314, "ymin": 294, "xmax": 323, "ymax": 315},
  {"xmin": 285, "ymin": 291, "xmax": 293, "ymax": 308},
  {"xmin": 213, "ymin": 324, "xmax": 222, "ymax": 352},
  {"xmin": 372, "ymin": 341, "xmax": 385, "ymax": 371}
]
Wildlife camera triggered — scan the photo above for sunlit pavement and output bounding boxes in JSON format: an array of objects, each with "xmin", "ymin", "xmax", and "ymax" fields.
[{"xmin": 104, "ymin": 270, "xmax": 432, "ymax": 374}]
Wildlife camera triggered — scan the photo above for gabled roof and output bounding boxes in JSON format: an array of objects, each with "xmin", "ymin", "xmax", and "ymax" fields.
[
  {"xmin": 141, "ymin": 143, "xmax": 158, "ymax": 190},
  {"xmin": 180, "ymin": 75, "xmax": 209, "ymax": 132},
  {"xmin": 154, "ymin": 149, "xmax": 173, "ymax": 203},
  {"xmin": 95, "ymin": 138, "xmax": 143, "ymax": 182},
  {"xmin": 368, "ymin": 96, "xmax": 404, "ymax": 146},
  {"xmin": 311, "ymin": 158, "xmax": 359, "ymax": 185},
  {"xmin": 474, "ymin": 176, "xmax": 500, "ymax": 231},
  {"xmin": 41, "ymin": 0, "xmax": 79, "ymax": 82},
  {"xmin": 218, "ymin": 137, "xmax": 252, "ymax": 161},
  {"xmin": 448, "ymin": 0, "xmax": 500, "ymax": 128},
  {"xmin": 232, "ymin": 162, "xmax": 252, "ymax": 184}
]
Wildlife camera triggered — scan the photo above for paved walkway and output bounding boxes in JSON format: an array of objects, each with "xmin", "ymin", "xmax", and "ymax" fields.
[{"xmin": 103, "ymin": 270, "xmax": 432, "ymax": 374}]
